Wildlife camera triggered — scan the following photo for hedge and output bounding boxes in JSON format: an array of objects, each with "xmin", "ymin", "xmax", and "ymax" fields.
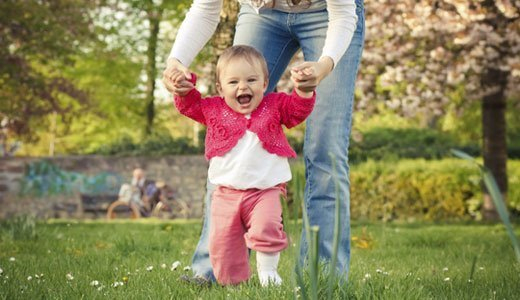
[{"xmin": 289, "ymin": 159, "xmax": 520, "ymax": 221}]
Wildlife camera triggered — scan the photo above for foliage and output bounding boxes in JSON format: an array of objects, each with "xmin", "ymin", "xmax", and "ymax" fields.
[
  {"xmin": 289, "ymin": 159, "xmax": 520, "ymax": 221},
  {"xmin": 0, "ymin": 0, "xmax": 96, "ymax": 143},
  {"xmin": 359, "ymin": 0, "xmax": 520, "ymax": 118},
  {"xmin": 0, "ymin": 220, "xmax": 519, "ymax": 299}
]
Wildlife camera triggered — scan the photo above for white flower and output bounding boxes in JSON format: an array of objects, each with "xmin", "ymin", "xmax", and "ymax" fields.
[
  {"xmin": 0, "ymin": 268, "xmax": 3, "ymax": 275},
  {"xmin": 111, "ymin": 281, "xmax": 124, "ymax": 288},
  {"xmin": 171, "ymin": 261, "xmax": 181, "ymax": 271},
  {"xmin": 479, "ymin": 267, "xmax": 484, "ymax": 271},
  {"xmin": 90, "ymin": 280, "xmax": 100, "ymax": 286},
  {"xmin": 364, "ymin": 273, "xmax": 371, "ymax": 279},
  {"xmin": 376, "ymin": 269, "xmax": 383, "ymax": 274},
  {"xmin": 444, "ymin": 277, "xmax": 450, "ymax": 282},
  {"xmin": 27, "ymin": 276, "xmax": 33, "ymax": 281},
  {"xmin": 9, "ymin": 257, "xmax": 15, "ymax": 262},
  {"xmin": 183, "ymin": 266, "xmax": 191, "ymax": 272},
  {"xmin": 146, "ymin": 266, "xmax": 153, "ymax": 272},
  {"xmin": 443, "ymin": 267, "xmax": 448, "ymax": 272},
  {"xmin": 161, "ymin": 263, "xmax": 167, "ymax": 269},
  {"xmin": 467, "ymin": 279, "xmax": 474, "ymax": 283},
  {"xmin": 66, "ymin": 273, "xmax": 74, "ymax": 281}
]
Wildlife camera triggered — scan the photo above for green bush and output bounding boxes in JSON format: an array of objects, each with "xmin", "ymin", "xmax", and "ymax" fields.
[
  {"xmin": 289, "ymin": 159, "xmax": 520, "ymax": 221},
  {"xmin": 349, "ymin": 127, "xmax": 477, "ymax": 162}
]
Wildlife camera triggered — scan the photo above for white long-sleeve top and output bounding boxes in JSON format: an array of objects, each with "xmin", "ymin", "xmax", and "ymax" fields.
[
  {"xmin": 169, "ymin": 0, "xmax": 357, "ymax": 68},
  {"xmin": 208, "ymin": 130, "xmax": 291, "ymax": 190}
]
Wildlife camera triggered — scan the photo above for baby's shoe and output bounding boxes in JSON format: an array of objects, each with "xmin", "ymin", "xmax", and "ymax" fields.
[{"xmin": 258, "ymin": 271, "xmax": 282, "ymax": 287}]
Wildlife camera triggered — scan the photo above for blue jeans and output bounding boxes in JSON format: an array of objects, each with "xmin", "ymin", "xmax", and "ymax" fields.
[{"xmin": 191, "ymin": 0, "xmax": 365, "ymax": 280}]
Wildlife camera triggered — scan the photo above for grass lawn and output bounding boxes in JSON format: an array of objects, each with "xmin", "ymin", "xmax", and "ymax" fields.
[{"xmin": 0, "ymin": 218, "xmax": 519, "ymax": 299}]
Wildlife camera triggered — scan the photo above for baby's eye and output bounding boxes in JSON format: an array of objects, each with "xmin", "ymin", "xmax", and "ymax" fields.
[
  {"xmin": 228, "ymin": 80, "xmax": 238, "ymax": 84},
  {"xmin": 248, "ymin": 78, "xmax": 257, "ymax": 83}
]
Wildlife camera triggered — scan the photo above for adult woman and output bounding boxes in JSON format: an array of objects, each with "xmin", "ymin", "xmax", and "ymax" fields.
[{"xmin": 163, "ymin": 0, "xmax": 365, "ymax": 282}]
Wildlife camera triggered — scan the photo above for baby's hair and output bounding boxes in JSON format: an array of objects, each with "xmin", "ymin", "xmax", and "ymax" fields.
[{"xmin": 216, "ymin": 45, "xmax": 269, "ymax": 83}]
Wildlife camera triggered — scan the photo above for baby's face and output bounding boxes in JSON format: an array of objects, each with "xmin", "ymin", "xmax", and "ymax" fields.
[{"xmin": 217, "ymin": 58, "xmax": 268, "ymax": 115}]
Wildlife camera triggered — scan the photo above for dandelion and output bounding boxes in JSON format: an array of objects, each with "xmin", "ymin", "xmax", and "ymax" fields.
[
  {"xmin": 444, "ymin": 277, "xmax": 450, "ymax": 282},
  {"xmin": 90, "ymin": 280, "xmax": 99, "ymax": 286},
  {"xmin": 171, "ymin": 261, "xmax": 181, "ymax": 271},
  {"xmin": 27, "ymin": 276, "xmax": 33, "ymax": 281},
  {"xmin": 161, "ymin": 263, "xmax": 167, "ymax": 269},
  {"xmin": 443, "ymin": 267, "xmax": 448, "ymax": 272},
  {"xmin": 146, "ymin": 266, "xmax": 153, "ymax": 272},
  {"xmin": 122, "ymin": 276, "xmax": 129, "ymax": 283},
  {"xmin": 183, "ymin": 266, "xmax": 191, "ymax": 272},
  {"xmin": 66, "ymin": 273, "xmax": 74, "ymax": 281},
  {"xmin": 9, "ymin": 257, "xmax": 15, "ymax": 262}
]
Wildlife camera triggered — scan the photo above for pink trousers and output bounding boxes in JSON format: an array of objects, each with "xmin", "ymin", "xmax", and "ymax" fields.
[{"xmin": 209, "ymin": 184, "xmax": 289, "ymax": 285}]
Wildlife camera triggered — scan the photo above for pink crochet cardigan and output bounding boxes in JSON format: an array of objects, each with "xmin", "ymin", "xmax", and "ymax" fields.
[{"xmin": 174, "ymin": 88, "xmax": 315, "ymax": 160}]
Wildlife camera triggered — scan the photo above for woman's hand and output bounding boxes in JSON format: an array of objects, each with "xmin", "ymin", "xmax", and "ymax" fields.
[
  {"xmin": 290, "ymin": 56, "xmax": 334, "ymax": 93},
  {"xmin": 162, "ymin": 58, "xmax": 194, "ymax": 96}
]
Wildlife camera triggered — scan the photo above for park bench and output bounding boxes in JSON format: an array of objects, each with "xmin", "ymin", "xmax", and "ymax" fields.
[{"xmin": 79, "ymin": 194, "xmax": 140, "ymax": 219}]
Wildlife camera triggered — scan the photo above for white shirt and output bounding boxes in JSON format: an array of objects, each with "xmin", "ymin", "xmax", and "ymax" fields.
[
  {"xmin": 169, "ymin": 0, "xmax": 357, "ymax": 68},
  {"xmin": 208, "ymin": 130, "xmax": 292, "ymax": 190}
]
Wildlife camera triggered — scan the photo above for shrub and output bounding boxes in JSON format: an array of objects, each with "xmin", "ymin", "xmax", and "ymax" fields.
[{"xmin": 289, "ymin": 159, "xmax": 520, "ymax": 221}]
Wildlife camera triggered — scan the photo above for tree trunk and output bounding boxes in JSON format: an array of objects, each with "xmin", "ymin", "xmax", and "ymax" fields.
[
  {"xmin": 207, "ymin": 0, "xmax": 239, "ymax": 94},
  {"xmin": 481, "ymin": 67, "xmax": 508, "ymax": 221},
  {"xmin": 144, "ymin": 8, "xmax": 162, "ymax": 137}
]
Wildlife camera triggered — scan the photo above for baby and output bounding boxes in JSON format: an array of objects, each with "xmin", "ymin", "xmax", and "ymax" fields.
[{"xmin": 171, "ymin": 45, "xmax": 315, "ymax": 286}]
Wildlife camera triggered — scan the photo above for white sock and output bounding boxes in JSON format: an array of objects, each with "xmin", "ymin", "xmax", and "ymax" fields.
[{"xmin": 257, "ymin": 251, "xmax": 282, "ymax": 287}]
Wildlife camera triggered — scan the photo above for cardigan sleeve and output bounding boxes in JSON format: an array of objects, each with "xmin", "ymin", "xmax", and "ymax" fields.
[
  {"xmin": 174, "ymin": 88, "xmax": 207, "ymax": 126},
  {"xmin": 278, "ymin": 90, "xmax": 316, "ymax": 129}
]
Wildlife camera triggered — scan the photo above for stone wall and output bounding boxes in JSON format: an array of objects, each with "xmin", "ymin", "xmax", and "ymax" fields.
[{"xmin": 0, "ymin": 155, "xmax": 208, "ymax": 219}]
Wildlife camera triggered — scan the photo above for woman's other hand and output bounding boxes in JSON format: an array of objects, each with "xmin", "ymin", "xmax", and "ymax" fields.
[{"xmin": 290, "ymin": 56, "xmax": 334, "ymax": 93}]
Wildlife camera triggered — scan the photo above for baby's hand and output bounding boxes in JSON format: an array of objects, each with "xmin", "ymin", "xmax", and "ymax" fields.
[
  {"xmin": 290, "ymin": 66, "xmax": 315, "ymax": 98},
  {"xmin": 170, "ymin": 70, "xmax": 194, "ymax": 97}
]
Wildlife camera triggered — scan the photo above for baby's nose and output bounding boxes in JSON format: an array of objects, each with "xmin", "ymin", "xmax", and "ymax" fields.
[{"xmin": 238, "ymin": 81, "xmax": 248, "ymax": 89}]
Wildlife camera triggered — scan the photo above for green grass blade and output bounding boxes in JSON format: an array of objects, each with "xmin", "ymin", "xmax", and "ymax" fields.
[
  {"xmin": 481, "ymin": 167, "xmax": 520, "ymax": 263},
  {"xmin": 451, "ymin": 149, "xmax": 477, "ymax": 161},
  {"xmin": 310, "ymin": 226, "xmax": 320, "ymax": 300},
  {"xmin": 452, "ymin": 149, "xmax": 520, "ymax": 263},
  {"xmin": 327, "ymin": 153, "xmax": 341, "ymax": 299}
]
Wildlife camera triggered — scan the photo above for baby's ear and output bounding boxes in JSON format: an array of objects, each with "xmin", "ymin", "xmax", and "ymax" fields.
[{"xmin": 216, "ymin": 82, "xmax": 223, "ymax": 96}]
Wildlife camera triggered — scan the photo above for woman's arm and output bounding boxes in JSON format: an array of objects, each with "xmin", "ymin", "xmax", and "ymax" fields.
[
  {"xmin": 291, "ymin": 0, "xmax": 357, "ymax": 92},
  {"xmin": 321, "ymin": 0, "xmax": 358, "ymax": 67},
  {"xmin": 163, "ymin": 0, "xmax": 222, "ymax": 93},
  {"xmin": 168, "ymin": 0, "xmax": 222, "ymax": 67}
]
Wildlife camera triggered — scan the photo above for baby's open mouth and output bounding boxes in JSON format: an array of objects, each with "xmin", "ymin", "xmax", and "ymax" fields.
[{"xmin": 237, "ymin": 94, "xmax": 252, "ymax": 105}]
